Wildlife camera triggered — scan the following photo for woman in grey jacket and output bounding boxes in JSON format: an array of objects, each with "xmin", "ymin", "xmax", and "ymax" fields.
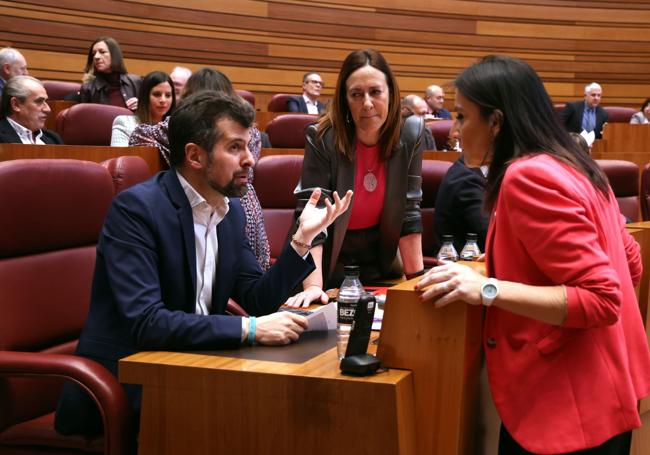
[
  {"xmin": 630, "ymin": 98, "xmax": 650, "ymax": 124},
  {"xmin": 286, "ymin": 49, "xmax": 425, "ymax": 306}
]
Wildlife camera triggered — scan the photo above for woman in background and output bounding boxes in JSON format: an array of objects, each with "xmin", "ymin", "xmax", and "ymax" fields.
[
  {"xmin": 286, "ymin": 49, "xmax": 424, "ymax": 307},
  {"xmin": 630, "ymin": 98, "xmax": 650, "ymax": 124},
  {"xmin": 111, "ymin": 71, "xmax": 175, "ymax": 146},
  {"xmin": 79, "ymin": 36, "xmax": 141, "ymax": 110},
  {"xmin": 129, "ymin": 68, "xmax": 270, "ymax": 270},
  {"xmin": 417, "ymin": 55, "xmax": 650, "ymax": 454}
]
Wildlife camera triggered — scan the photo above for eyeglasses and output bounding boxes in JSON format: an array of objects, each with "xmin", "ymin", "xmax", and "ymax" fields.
[{"xmin": 306, "ymin": 80, "xmax": 323, "ymax": 87}]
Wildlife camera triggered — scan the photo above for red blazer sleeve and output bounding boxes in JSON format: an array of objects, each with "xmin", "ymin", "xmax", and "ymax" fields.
[{"xmin": 500, "ymin": 159, "xmax": 624, "ymax": 328}]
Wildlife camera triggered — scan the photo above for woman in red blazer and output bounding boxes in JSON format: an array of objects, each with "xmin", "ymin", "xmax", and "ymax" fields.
[{"xmin": 416, "ymin": 55, "xmax": 650, "ymax": 454}]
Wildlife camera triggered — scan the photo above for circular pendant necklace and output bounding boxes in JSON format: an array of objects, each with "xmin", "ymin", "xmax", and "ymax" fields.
[{"xmin": 363, "ymin": 170, "xmax": 378, "ymax": 192}]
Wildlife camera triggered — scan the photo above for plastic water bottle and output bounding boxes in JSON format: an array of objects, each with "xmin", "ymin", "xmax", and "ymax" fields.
[
  {"xmin": 337, "ymin": 265, "xmax": 364, "ymax": 360},
  {"xmin": 437, "ymin": 235, "xmax": 459, "ymax": 262},
  {"xmin": 459, "ymin": 233, "xmax": 481, "ymax": 261}
]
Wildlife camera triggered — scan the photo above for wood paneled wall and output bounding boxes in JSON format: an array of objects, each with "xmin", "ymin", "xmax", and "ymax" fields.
[{"xmin": 1, "ymin": 0, "xmax": 649, "ymax": 109}]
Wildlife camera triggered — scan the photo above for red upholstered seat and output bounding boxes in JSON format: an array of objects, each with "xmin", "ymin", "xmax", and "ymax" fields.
[
  {"xmin": 267, "ymin": 93, "xmax": 298, "ymax": 113},
  {"xmin": 56, "ymin": 104, "xmax": 133, "ymax": 146},
  {"xmin": 421, "ymin": 160, "xmax": 454, "ymax": 266},
  {"xmin": 603, "ymin": 106, "xmax": 636, "ymax": 123},
  {"xmin": 236, "ymin": 89, "xmax": 255, "ymax": 108},
  {"xmin": 100, "ymin": 156, "xmax": 152, "ymax": 194},
  {"xmin": 265, "ymin": 114, "xmax": 317, "ymax": 148},
  {"xmin": 427, "ymin": 120, "xmax": 454, "ymax": 151},
  {"xmin": 42, "ymin": 80, "xmax": 81, "ymax": 101},
  {"xmin": 0, "ymin": 159, "xmax": 135, "ymax": 454},
  {"xmin": 596, "ymin": 159, "xmax": 640, "ymax": 222},
  {"xmin": 255, "ymin": 155, "xmax": 303, "ymax": 263}
]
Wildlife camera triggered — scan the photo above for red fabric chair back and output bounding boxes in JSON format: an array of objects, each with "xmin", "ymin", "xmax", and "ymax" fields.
[
  {"xmin": 421, "ymin": 160, "xmax": 453, "ymax": 264},
  {"xmin": 100, "ymin": 156, "xmax": 152, "ymax": 193},
  {"xmin": 267, "ymin": 93, "xmax": 298, "ymax": 112},
  {"xmin": 42, "ymin": 80, "xmax": 81, "ymax": 100},
  {"xmin": 603, "ymin": 106, "xmax": 636, "ymax": 123},
  {"xmin": 265, "ymin": 114, "xmax": 317, "ymax": 148},
  {"xmin": 596, "ymin": 159, "xmax": 639, "ymax": 222},
  {"xmin": 56, "ymin": 103, "xmax": 133, "ymax": 145},
  {"xmin": 427, "ymin": 120, "xmax": 454, "ymax": 151},
  {"xmin": 0, "ymin": 159, "xmax": 114, "ymax": 433},
  {"xmin": 255, "ymin": 155, "xmax": 303, "ymax": 262},
  {"xmin": 236, "ymin": 89, "xmax": 255, "ymax": 108}
]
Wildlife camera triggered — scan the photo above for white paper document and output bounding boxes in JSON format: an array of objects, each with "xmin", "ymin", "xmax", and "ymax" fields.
[{"xmin": 305, "ymin": 302, "xmax": 337, "ymax": 332}]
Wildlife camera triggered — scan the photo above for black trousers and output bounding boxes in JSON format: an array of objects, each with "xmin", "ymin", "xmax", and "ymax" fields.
[{"xmin": 499, "ymin": 425, "xmax": 632, "ymax": 455}]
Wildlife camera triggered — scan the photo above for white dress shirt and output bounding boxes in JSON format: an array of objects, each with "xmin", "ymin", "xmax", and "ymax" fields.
[
  {"xmin": 7, "ymin": 117, "xmax": 46, "ymax": 144},
  {"xmin": 176, "ymin": 170, "xmax": 229, "ymax": 316},
  {"xmin": 303, "ymin": 94, "xmax": 320, "ymax": 115}
]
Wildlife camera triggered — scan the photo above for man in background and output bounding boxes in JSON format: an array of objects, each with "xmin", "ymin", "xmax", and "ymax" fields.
[
  {"xmin": 402, "ymin": 94, "xmax": 436, "ymax": 150},
  {"xmin": 560, "ymin": 82, "xmax": 608, "ymax": 139},
  {"xmin": 424, "ymin": 84, "xmax": 452, "ymax": 119},
  {"xmin": 0, "ymin": 47, "xmax": 28, "ymax": 93},
  {"xmin": 170, "ymin": 66, "xmax": 192, "ymax": 99},
  {"xmin": 0, "ymin": 75, "xmax": 62, "ymax": 144},
  {"xmin": 287, "ymin": 71, "xmax": 326, "ymax": 114}
]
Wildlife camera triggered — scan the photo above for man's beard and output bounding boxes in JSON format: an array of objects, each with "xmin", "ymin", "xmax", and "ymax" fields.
[
  {"xmin": 204, "ymin": 166, "xmax": 250, "ymax": 198},
  {"xmin": 212, "ymin": 176, "xmax": 249, "ymax": 198}
]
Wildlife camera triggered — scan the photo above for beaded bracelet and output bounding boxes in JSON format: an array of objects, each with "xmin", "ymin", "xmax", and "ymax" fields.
[
  {"xmin": 247, "ymin": 316, "xmax": 256, "ymax": 346},
  {"xmin": 291, "ymin": 234, "xmax": 312, "ymax": 250}
]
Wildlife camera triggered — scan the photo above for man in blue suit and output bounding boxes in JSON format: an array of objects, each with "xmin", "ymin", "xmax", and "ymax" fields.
[
  {"xmin": 287, "ymin": 71, "xmax": 326, "ymax": 114},
  {"xmin": 55, "ymin": 91, "xmax": 351, "ymax": 436},
  {"xmin": 560, "ymin": 82, "xmax": 608, "ymax": 139}
]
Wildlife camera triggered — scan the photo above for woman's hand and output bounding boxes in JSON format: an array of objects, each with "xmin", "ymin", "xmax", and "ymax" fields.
[
  {"xmin": 126, "ymin": 97, "xmax": 138, "ymax": 111},
  {"xmin": 414, "ymin": 261, "xmax": 487, "ymax": 307},
  {"xmin": 283, "ymin": 285, "xmax": 328, "ymax": 308},
  {"xmin": 295, "ymin": 188, "xmax": 353, "ymax": 245}
]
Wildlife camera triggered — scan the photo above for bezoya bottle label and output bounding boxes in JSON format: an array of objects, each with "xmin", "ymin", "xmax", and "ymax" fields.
[{"xmin": 338, "ymin": 301, "xmax": 356, "ymax": 324}]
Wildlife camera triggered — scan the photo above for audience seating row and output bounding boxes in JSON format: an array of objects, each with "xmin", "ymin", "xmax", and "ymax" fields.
[{"xmin": 0, "ymin": 157, "xmax": 151, "ymax": 455}]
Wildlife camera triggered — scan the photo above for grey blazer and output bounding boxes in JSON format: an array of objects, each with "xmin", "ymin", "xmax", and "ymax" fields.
[
  {"xmin": 295, "ymin": 114, "xmax": 424, "ymax": 283},
  {"xmin": 630, "ymin": 112, "xmax": 649, "ymax": 124}
]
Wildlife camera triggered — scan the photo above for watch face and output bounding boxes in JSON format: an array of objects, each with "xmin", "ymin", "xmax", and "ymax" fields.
[{"xmin": 483, "ymin": 284, "xmax": 498, "ymax": 298}]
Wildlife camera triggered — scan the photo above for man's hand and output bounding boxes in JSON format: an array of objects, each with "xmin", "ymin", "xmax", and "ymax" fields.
[
  {"xmin": 284, "ymin": 285, "xmax": 328, "ymax": 308},
  {"xmin": 295, "ymin": 188, "xmax": 352, "ymax": 245},
  {"xmin": 126, "ymin": 97, "xmax": 138, "ymax": 111},
  {"xmin": 255, "ymin": 312, "xmax": 308, "ymax": 345}
]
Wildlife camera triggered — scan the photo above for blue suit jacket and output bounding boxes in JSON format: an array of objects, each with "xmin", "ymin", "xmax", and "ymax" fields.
[
  {"xmin": 55, "ymin": 169, "xmax": 314, "ymax": 435},
  {"xmin": 287, "ymin": 95, "xmax": 326, "ymax": 114}
]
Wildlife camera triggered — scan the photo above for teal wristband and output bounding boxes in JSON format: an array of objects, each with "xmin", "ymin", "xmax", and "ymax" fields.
[{"xmin": 247, "ymin": 317, "xmax": 256, "ymax": 346}]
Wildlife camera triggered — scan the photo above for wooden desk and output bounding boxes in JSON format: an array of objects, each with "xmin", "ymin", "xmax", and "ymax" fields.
[
  {"xmin": 120, "ymin": 275, "xmax": 482, "ymax": 455},
  {"xmin": 120, "ymin": 338, "xmax": 416, "ymax": 455},
  {"xmin": 261, "ymin": 147, "xmax": 303, "ymax": 157},
  {"xmin": 424, "ymin": 150, "xmax": 461, "ymax": 162},
  {"xmin": 601, "ymin": 123, "xmax": 650, "ymax": 154},
  {"xmin": 0, "ymin": 143, "xmax": 164, "ymax": 175}
]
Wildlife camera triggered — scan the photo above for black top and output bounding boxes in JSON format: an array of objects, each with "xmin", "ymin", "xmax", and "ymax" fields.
[{"xmin": 434, "ymin": 156, "xmax": 488, "ymax": 253}]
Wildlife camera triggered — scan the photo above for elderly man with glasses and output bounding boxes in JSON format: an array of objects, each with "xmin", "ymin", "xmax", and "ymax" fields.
[{"xmin": 288, "ymin": 71, "xmax": 327, "ymax": 114}]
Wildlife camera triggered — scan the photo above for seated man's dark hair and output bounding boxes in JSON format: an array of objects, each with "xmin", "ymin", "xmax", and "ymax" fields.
[{"xmin": 168, "ymin": 91, "xmax": 255, "ymax": 167}]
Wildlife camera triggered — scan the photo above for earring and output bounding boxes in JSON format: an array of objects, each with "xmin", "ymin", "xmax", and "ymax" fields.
[{"xmin": 346, "ymin": 111, "xmax": 351, "ymax": 124}]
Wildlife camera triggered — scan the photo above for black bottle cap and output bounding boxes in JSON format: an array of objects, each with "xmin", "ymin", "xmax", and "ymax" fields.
[
  {"xmin": 344, "ymin": 265, "xmax": 360, "ymax": 276},
  {"xmin": 466, "ymin": 233, "xmax": 478, "ymax": 240}
]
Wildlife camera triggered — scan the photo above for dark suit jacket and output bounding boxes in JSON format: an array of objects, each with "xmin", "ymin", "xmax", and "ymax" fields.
[
  {"xmin": 296, "ymin": 115, "xmax": 424, "ymax": 286},
  {"xmin": 55, "ymin": 169, "xmax": 314, "ymax": 436},
  {"xmin": 560, "ymin": 101, "xmax": 608, "ymax": 139},
  {"xmin": 0, "ymin": 118, "xmax": 63, "ymax": 144},
  {"xmin": 287, "ymin": 95, "xmax": 326, "ymax": 114},
  {"xmin": 434, "ymin": 157, "xmax": 488, "ymax": 253}
]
